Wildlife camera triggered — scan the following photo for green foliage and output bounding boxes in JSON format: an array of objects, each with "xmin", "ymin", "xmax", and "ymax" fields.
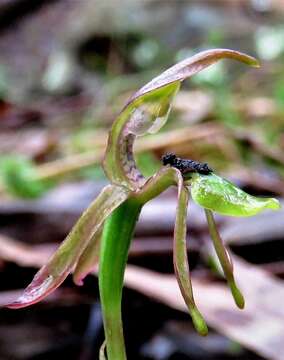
[
  {"xmin": 193, "ymin": 61, "xmax": 227, "ymax": 87},
  {"xmin": 255, "ymin": 26, "xmax": 284, "ymax": 61},
  {"xmin": 79, "ymin": 165, "xmax": 106, "ymax": 181},
  {"xmin": 135, "ymin": 151, "xmax": 160, "ymax": 177},
  {"xmin": 0, "ymin": 156, "xmax": 51, "ymax": 198},
  {"xmin": 214, "ymin": 87, "xmax": 241, "ymax": 126}
]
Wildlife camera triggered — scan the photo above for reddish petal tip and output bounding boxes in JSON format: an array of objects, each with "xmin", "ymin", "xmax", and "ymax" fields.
[{"xmin": 74, "ymin": 278, "xmax": 84, "ymax": 286}]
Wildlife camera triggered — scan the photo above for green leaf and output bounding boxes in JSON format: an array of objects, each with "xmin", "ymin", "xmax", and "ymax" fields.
[
  {"xmin": 0, "ymin": 156, "xmax": 50, "ymax": 198},
  {"xmin": 191, "ymin": 173, "xmax": 280, "ymax": 217},
  {"xmin": 103, "ymin": 49, "xmax": 259, "ymax": 191},
  {"xmin": 6, "ymin": 185, "xmax": 130, "ymax": 308},
  {"xmin": 135, "ymin": 151, "xmax": 160, "ymax": 177}
]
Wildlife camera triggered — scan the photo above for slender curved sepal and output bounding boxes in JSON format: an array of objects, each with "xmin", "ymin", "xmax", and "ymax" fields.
[
  {"xmin": 104, "ymin": 49, "xmax": 259, "ymax": 191},
  {"xmin": 73, "ymin": 226, "xmax": 102, "ymax": 286},
  {"xmin": 127, "ymin": 49, "xmax": 259, "ymax": 105},
  {"xmin": 205, "ymin": 209, "xmax": 244, "ymax": 309},
  {"xmin": 191, "ymin": 173, "xmax": 280, "ymax": 217},
  {"xmin": 6, "ymin": 185, "xmax": 130, "ymax": 308},
  {"xmin": 138, "ymin": 166, "xmax": 208, "ymax": 334},
  {"xmin": 174, "ymin": 180, "xmax": 208, "ymax": 335}
]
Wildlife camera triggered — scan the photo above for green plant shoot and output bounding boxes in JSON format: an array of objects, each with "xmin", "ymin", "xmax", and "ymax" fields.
[{"xmin": 6, "ymin": 49, "xmax": 280, "ymax": 360}]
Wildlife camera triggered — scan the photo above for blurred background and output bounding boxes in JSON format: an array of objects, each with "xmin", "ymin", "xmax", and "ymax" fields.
[{"xmin": 0, "ymin": 0, "xmax": 284, "ymax": 359}]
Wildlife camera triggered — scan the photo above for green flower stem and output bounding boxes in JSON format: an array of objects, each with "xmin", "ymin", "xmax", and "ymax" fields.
[
  {"xmin": 99, "ymin": 199, "xmax": 142, "ymax": 360},
  {"xmin": 99, "ymin": 167, "xmax": 182, "ymax": 359},
  {"xmin": 204, "ymin": 209, "xmax": 245, "ymax": 309}
]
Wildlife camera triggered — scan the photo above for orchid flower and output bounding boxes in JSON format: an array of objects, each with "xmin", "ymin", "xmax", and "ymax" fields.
[{"xmin": 7, "ymin": 49, "xmax": 280, "ymax": 360}]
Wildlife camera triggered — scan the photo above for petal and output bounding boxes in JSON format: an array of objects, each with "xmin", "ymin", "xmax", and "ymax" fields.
[
  {"xmin": 191, "ymin": 173, "xmax": 280, "ymax": 217},
  {"xmin": 99, "ymin": 341, "xmax": 107, "ymax": 360},
  {"xmin": 174, "ymin": 178, "xmax": 208, "ymax": 335},
  {"xmin": 103, "ymin": 49, "xmax": 259, "ymax": 190},
  {"xmin": 73, "ymin": 226, "xmax": 102, "ymax": 286},
  {"xmin": 6, "ymin": 185, "xmax": 130, "ymax": 308},
  {"xmin": 205, "ymin": 209, "xmax": 244, "ymax": 309}
]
